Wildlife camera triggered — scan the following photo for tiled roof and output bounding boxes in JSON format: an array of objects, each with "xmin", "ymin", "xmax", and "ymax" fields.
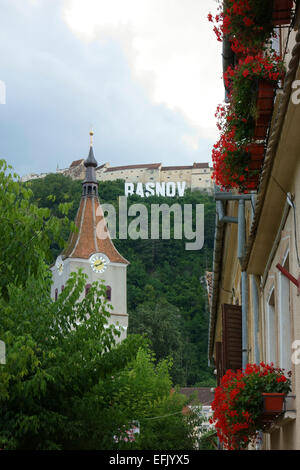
[
  {"xmin": 70, "ymin": 159, "xmax": 84, "ymax": 168},
  {"xmin": 179, "ymin": 387, "xmax": 215, "ymax": 405},
  {"xmin": 161, "ymin": 163, "xmax": 210, "ymax": 171},
  {"xmin": 63, "ymin": 196, "xmax": 129, "ymax": 264},
  {"xmin": 193, "ymin": 163, "xmax": 210, "ymax": 169},
  {"xmin": 105, "ymin": 163, "xmax": 161, "ymax": 172},
  {"xmin": 161, "ymin": 165, "xmax": 193, "ymax": 170}
]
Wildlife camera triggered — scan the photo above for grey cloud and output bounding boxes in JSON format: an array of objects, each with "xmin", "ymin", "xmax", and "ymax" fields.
[{"xmin": 0, "ymin": 0, "xmax": 213, "ymax": 177}]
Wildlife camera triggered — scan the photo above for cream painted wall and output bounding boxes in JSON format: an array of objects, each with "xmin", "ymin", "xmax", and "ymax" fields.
[{"xmin": 51, "ymin": 257, "xmax": 128, "ymax": 342}]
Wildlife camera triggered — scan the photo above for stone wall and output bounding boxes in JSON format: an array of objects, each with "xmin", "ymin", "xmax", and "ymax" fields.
[{"xmin": 22, "ymin": 160, "xmax": 213, "ymax": 192}]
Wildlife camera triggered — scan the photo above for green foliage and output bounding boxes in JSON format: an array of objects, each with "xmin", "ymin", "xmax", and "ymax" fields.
[
  {"xmin": 0, "ymin": 269, "xmax": 196, "ymax": 449},
  {"xmin": 27, "ymin": 174, "xmax": 216, "ymax": 387},
  {"xmin": 0, "ymin": 164, "xmax": 200, "ymax": 450},
  {"xmin": 198, "ymin": 429, "xmax": 218, "ymax": 450},
  {"xmin": 0, "ymin": 161, "xmax": 72, "ymax": 300},
  {"xmin": 129, "ymin": 299, "xmax": 186, "ymax": 385}
]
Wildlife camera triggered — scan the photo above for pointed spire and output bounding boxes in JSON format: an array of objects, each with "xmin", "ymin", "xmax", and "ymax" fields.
[
  {"xmin": 63, "ymin": 129, "xmax": 129, "ymax": 264},
  {"xmin": 84, "ymin": 130, "xmax": 98, "ymax": 168},
  {"xmin": 82, "ymin": 129, "xmax": 98, "ymax": 195}
]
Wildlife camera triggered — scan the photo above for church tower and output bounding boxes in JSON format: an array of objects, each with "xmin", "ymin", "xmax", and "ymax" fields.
[{"xmin": 51, "ymin": 131, "xmax": 129, "ymax": 340}]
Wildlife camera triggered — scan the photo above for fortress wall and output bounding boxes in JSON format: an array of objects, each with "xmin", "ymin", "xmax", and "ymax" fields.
[{"xmin": 22, "ymin": 161, "xmax": 213, "ymax": 192}]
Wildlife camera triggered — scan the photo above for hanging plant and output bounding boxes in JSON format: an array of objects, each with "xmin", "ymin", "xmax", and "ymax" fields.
[
  {"xmin": 209, "ymin": 363, "xmax": 292, "ymax": 450},
  {"xmin": 212, "ymin": 128, "xmax": 259, "ymax": 192},
  {"xmin": 224, "ymin": 53, "xmax": 285, "ymax": 131},
  {"xmin": 208, "ymin": 0, "xmax": 289, "ymax": 55},
  {"xmin": 212, "ymin": 54, "xmax": 284, "ymax": 191}
]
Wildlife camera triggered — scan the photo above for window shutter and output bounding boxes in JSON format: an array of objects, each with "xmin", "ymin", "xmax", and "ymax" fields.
[{"xmin": 222, "ymin": 304, "xmax": 242, "ymax": 372}]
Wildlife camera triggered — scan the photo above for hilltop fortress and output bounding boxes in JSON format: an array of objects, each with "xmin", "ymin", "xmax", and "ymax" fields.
[{"xmin": 22, "ymin": 160, "xmax": 213, "ymax": 192}]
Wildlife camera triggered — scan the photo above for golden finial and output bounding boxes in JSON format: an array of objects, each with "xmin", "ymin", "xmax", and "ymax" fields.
[{"xmin": 89, "ymin": 128, "xmax": 94, "ymax": 146}]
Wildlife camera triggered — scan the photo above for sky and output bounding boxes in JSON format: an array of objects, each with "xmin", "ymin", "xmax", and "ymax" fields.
[{"xmin": 0, "ymin": 0, "xmax": 223, "ymax": 177}]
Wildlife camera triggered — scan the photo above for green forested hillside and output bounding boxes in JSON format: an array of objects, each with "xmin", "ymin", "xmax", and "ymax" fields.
[{"xmin": 26, "ymin": 174, "xmax": 216, "ymax": 387}]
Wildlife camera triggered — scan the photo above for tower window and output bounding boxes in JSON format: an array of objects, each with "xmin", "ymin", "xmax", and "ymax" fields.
[
  {"xmin": 106, "ymin": 286, "xmax": 112, "ymax": 301},
  {"xmin": 55, "ymin": 288, "xmax": 58, "ymax": 301},
  {"xmin": 61, "ymin": 285, "xmax": 64, "ymax": 292}
]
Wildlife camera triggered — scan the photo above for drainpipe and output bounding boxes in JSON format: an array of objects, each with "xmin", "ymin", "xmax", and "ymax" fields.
[
  {"xmin": 215, "ymin": 193, "xmax": 252, "ymax": 370},
  {"xmin": 216, "ymin": 200, "xmax": 238, "ymax": 224},
  {"xmin": 251, "ymin": 275, "xmax": 260, "ymax": 364},
  {"xmin": 222, "ymin": 36, "xmax": 235, "ymax": 101},
  {"xmin": 249, "ymin": 194, "xmax": 261, "ymax": 364},
  {"xmin": 237, "ymin": 200, "xmax": 245, "ymax": 262},
  {"xmin": 237, "ymin": 199, "xmax": 248, "ymax": 369},
  {"xmin": 241, "ymin": 272, "xmax": 248, "ymax": 369}
]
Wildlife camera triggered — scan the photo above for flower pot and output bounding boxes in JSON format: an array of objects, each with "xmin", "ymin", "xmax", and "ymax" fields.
[
  {"xmin": 272, "ymin": 0, "xmax": 293, "ymax": 26},
  {"xmin": 257, "ymin": 80, "xmax": 274, "ymax": 115},
  {"xmin": 254, "ymin": 113, "xmax": 272, "ymax": 139},
  {"xmin": 248, "ymin": 143, "xmax": 265, "ymax": 170},
  {"xmin": 262, "ymin": 393, "xmax": 285, "ymax": 414}
]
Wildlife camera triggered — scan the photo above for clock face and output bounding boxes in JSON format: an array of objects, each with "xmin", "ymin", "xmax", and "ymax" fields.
[
  {"xmin": 55, "ymin": 256, "xmax": 64, "ymax": 276},
  {"xmin": 89, "ymin": 253, "xmax": 109, "ymax": 274}
]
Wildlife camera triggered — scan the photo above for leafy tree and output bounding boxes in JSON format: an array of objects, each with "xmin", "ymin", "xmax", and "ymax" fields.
[
  {"xmin": 198, "ymin": 429, "xmax": 218, "ymax": 450},
  {"xmin": 129, "ymin": 298, "xmax": 185, "ymax": 385},
  {"xmin": 0, "ymin": 161, "xmax": 72, "ymax": 300},
  {"xmin": 0, "ymin": 162, "xmax": 198, "ymax": 450},
  {"xmin": 27, "ymin": 173, "xmax": 216, "ymax": 386}
]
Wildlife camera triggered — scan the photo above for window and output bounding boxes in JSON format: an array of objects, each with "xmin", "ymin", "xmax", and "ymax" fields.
[
  {"xmin": 61, "ymin": 285, "xmax": 64, "ymax": 292},
  {"xmin": 85, "ymin": 284, "xmax": 91, "ymax": 296},
  {"xmin": 272, "ymin": 27, "xmax": 281, "ymax": 56},
  {"xmin": 55, "ymin": 288, "xmax": 58, "ymax": 301},
  {"xmin": 278, "ymin": 252, "xmax": 292, "ymax": 371},
  {"xmin": 106, "ymin": 286, "xmax": 112, "ymax": 301},
  {"xmin": 266, "ymin": 288, "xmax": 276, "ymax": 364}
]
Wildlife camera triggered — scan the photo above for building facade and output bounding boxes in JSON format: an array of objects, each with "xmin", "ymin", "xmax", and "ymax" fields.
[{"xmin": 209, "ymin": 2, "xmax": 300, "ymax": 450}]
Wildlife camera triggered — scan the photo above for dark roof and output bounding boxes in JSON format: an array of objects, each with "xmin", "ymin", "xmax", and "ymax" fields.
[
  {"xmin": 84, "ymin": 146, "xmax": 98, "ymax": 168},
  {"xmin": 105, "ymin": 163, "xmax": 161, "ymax": 172},
  {"xmin": 161, "ymin": 165, "xmax": 192, "ymax": 170},
  {"xmin": 70, "ymin": 159, "xmax": 84, "ymax": 168},
  {"xmin": 193, "ymin": 162, "xmax": 210, "ymax": 169},
  {"xmin": 161, "ymin": 163, "xmax": 210, "ymax": 171},
  {"xmin": 179, "ymin": 387, "xmax": 214, "ymax": 405}
]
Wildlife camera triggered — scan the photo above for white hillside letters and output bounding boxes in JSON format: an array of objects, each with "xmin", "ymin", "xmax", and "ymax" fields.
[{"xmin": 124, "ymin": 181, "xmax": 186, "ymax": 197}]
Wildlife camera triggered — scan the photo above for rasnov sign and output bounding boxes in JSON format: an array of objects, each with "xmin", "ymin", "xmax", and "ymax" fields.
[{"xmin": 125, "ymin": 181, "xmax": 186, "ymax": 198}]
